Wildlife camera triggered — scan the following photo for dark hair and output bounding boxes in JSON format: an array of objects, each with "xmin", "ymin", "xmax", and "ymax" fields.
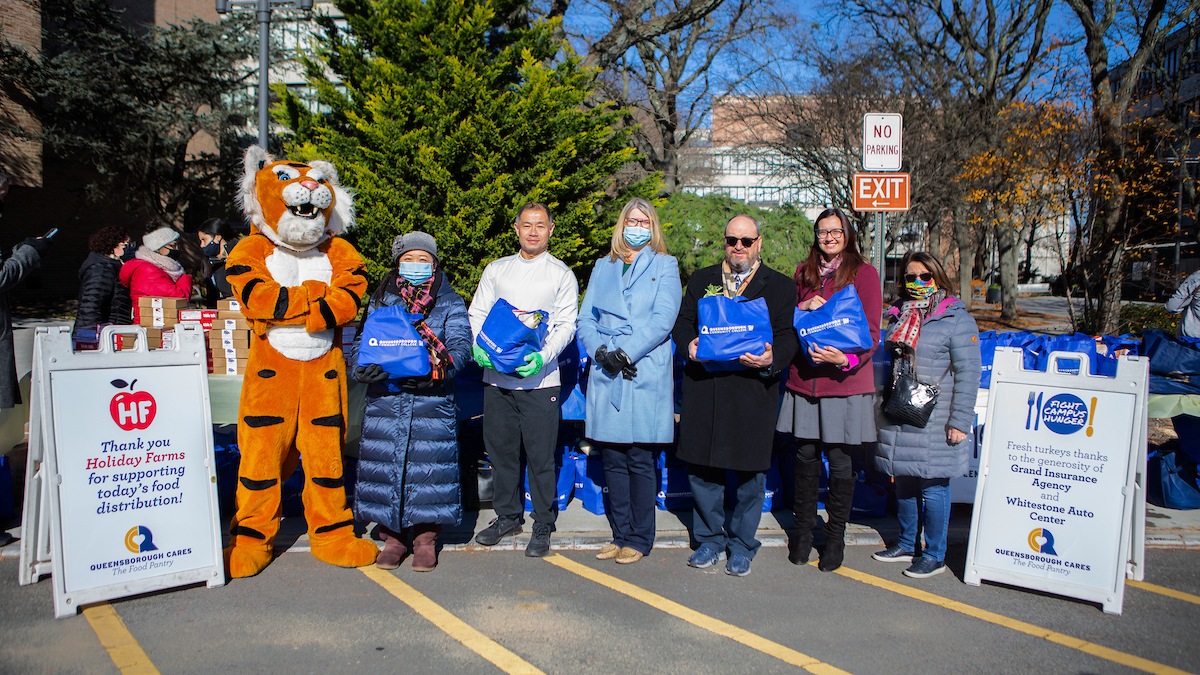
[
  {"xmin": 798, "ymin": 208, "xmax": 866, "ymax": 293},
  {"xmin": 515, "ymin": 202, "xmax": 552, "ymax": 222},
  {"xmin": 199, "ymin": 217, "xmax": 235, "ymax": 240},
  {"xmin": 88, "ymin": 225, "xmax": 129, "ymax": 255},
  {"xmin": 899, "ymin": 250, "xmax": 955, "ymax": 298}
]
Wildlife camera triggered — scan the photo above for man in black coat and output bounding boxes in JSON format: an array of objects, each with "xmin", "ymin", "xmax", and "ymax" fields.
[{"xmin": 671, "ymin": 214, "xmax": 798, "ymax": 577}]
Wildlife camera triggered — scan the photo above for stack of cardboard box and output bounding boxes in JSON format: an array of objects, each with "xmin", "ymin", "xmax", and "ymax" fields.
[{"xmin": 210, "ymin": 299, "xmax": 251, "ymax": 375}]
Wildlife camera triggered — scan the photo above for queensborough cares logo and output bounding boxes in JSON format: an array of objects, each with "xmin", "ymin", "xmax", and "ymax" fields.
[
  {"xmin": 1028, "ymin": 528, "xmax": 1057, "ymax": 556},
  {"xmin": 124, "ymin": 525, "xmax": 159, "ymax": 553}
]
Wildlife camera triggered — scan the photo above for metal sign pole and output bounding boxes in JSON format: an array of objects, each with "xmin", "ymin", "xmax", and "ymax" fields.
[{"xmin": 876, "ymin": 211, "xmax": 886, "ymax": 299}]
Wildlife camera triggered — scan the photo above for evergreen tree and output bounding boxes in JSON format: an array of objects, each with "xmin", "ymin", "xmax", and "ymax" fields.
[{"xmin": 279, "ymin": 0, "xmax": 642, "ymax": 294}]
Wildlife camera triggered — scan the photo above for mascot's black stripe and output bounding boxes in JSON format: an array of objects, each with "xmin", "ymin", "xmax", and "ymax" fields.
[
  {"xmin": 258, "ymin": 369, "xmax": 276, "ymax": 378},
  {"xmin": 311, "ymin": 476, "xmax": 344, "ymax": 489},
  {"xmin": 273, "ymin": 287, "xmax": 289, "ymax": 320},
  {"xmin": 239, "ymin": 477, "xmax": 278, "ymax": 490},
  {"xmin": 244, "ymin": 415, "xmax": 284, "ymax": 427},
  {"xmin": 317, "ymin": 298, "xmax": 336, "ymax": 330},
  {"xmin": 311, "ymin": 414, "xmax": 344, "ymax": 427},
  {"xmin": 315, "ymin": 520, "xmax": 354, "ymax": 534},
  {"xmin": 234, "ymin": 525, "xmax": 266, "ymax": 540},
  {"xmin": 226, "ymin": 264, "xmax": 251, "ymax": 276},
  {"xmin": 324, "ymin": 370, "xmax": 337, "ymax": 379},
  {"xmin": 241, "ymin": 278, "xmax": 262, "ymax": 306},
  {"xmin": 345, "ymin": 288, "xmax": 362, "ymax": 309}
]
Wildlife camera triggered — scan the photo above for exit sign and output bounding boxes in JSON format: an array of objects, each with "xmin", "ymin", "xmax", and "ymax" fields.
[
  {"xmin": 853, "ymin": 173, "xmax": 910, "ymax": 212},
  {"xmin": 862, "ymin": 113, "xmax": 902, "ymax": 171}
]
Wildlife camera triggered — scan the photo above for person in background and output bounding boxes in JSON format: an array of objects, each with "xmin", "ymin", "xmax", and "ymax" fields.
[
  {"xmin": 120, "ymin": 226, "xmax": 192, "ymax": 323},
  {"xmin": 468, "ymin": 203, "xmax": 579, "ymax": 557},
  {"xmin": 73, "ymin": 225, "xmax": 134, "ymax": 336},
  {"xmin": 874, "ymin": 250, "xmax": 980, "ymax": 579},
  {"xmin": 1166, "ymin": 270, "xmax": 1200, "ymax": 338},
  {"xmin": 198, "ymin": 217, "xmax": 239, "ymax": 303},
  {"xmin": 778, "ymin": 207, "xmax": 881, "ymax": 573},
  {"xmin": 577, "ymin": 198, "xmax": 682, "ymax": 565},
  {"xmin": 350, "ymin": 232, "xmax": 471, "ymax": 572},
  {"xmin": 671, "ymin": 214, "xmax": 798, "ymax": 578}
]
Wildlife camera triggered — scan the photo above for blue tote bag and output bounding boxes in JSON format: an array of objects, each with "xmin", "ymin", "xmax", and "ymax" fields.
[
  {"xmin": 793, "ymin": 285, "xmax": 872, "ymax": 363},
  {"xmin": 696, "ymin": 294, "xmax": 772, "ymax": 371},
  {"xmin": 476, "ymin": 298, "xmax": 549, "ymax": 374},
  {"xmin": 356, "ymin": 305, "xmax": 432, "ymax": 378}
]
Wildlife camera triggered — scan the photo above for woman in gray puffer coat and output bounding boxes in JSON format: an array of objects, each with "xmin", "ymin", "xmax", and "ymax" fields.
[
  {"xmin": 350, "ymin": 232, "xmax": 472, "ymax": 572},
  {"xmin": 874, "ymin": 251, "xmax": 980, "ymax": 580}
]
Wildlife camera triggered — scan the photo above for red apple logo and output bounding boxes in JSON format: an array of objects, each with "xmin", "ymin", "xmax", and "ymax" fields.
[{"xmin": 109, "ymin": 379, "xmax": 156, "ymax": 430}]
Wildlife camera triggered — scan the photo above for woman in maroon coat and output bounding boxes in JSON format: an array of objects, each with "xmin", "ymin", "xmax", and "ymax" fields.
[{"xmin": 778, "ymin": 208, "xmax": 881, "ymax": 572}]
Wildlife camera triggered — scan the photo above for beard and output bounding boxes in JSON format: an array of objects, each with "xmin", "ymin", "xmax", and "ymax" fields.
[{"xmin": 725, "ymin": 250, "xmax": 757, "ymax": 274}]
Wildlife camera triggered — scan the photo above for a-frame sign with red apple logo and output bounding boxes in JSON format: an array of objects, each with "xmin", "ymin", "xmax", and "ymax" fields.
[{"xmin": 18, "ymin": 325, "xmax": 225, "ymax": 618}]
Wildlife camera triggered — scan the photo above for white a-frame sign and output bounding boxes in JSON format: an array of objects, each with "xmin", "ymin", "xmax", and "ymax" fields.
[
  {"xmin": 965, "ymin": 348, "xmax": 1148, "ymax": 614},
  {"xmin": 19, "ymin": 326, "xmax": 225, "ymax": 618}
]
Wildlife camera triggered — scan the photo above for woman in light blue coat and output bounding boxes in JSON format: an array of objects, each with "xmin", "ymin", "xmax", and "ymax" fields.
[{"xmin": 577, "ymin": 198, "xmax": 682, "ymax": 564}]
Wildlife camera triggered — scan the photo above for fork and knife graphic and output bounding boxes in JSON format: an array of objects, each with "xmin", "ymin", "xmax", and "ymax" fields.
[{"xmin": 1025, "ymin": 391, "xmax": 1042, "ymax": 430}]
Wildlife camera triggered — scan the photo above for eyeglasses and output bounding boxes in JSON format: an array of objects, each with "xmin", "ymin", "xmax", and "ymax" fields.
[
  {"xmin": 625, "ymin": 217, "xmax": 652, "ymax": 227},
  {"xmin": 905, "ymin": 273, "xmax": 933, "ymax": 283},
  {"xmin": 724, "ymin": 236, "xmax": 759, "ymax": 248},
  {"xmin": 815, "ymin": 228, "xmax": 844, "ymax": 239}
]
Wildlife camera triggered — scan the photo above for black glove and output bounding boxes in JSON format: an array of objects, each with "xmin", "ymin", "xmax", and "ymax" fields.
[
  {"xmin": 399, "ymin": 373, "xmax": 436, "ymax": 392},
  {"xmin": 353, "ymin": 363, "xmax": 388, "ymax": 383},
  {"xmin": 21, "ymin": 236, "xmax": 51, "ymax": 257},
  {"xmin": 598, "ymin": 346, "xmax": 636, "ymax": 379},
  {"xmin": 620, "ymin": 359, "xmax": 638, "ymax": 380}
]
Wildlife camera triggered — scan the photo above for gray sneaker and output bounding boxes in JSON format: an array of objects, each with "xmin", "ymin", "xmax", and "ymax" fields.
[
  {"xmin": 903, "ymin": 556, "xmax": 946, "ymax": 578},
  {"xmin": 872, "ymin": 545, "xmax": 915, "ymax": 563}
]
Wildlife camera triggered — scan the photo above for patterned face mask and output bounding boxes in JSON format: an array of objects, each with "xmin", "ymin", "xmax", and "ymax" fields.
[{"xmin": 905, "ymin": 277, "xmax": 936, "ymax": 300}]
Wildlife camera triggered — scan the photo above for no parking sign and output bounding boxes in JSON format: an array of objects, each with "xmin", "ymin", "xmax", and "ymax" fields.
[{"xmin": 965, "ymin": 348, "xmax": 1148, "ymax": 614}]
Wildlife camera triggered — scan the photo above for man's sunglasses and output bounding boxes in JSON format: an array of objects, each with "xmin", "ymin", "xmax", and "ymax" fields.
[
  {"xmin": 905, "ymin": 273, "xmax": 933, "ymax": 283},
  {"xmin": 724, "ymin": 236, "xmax": 759, "ymax": 248}
]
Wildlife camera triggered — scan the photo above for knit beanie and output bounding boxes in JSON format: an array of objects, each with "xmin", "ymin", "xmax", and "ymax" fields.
[
  {"xmin": 142, "ymin": 227, "xmax": 180, "ymax": 252},
  {"xmin": 391, "ymin": 231, "xmax": 438, "ymax": 262}
]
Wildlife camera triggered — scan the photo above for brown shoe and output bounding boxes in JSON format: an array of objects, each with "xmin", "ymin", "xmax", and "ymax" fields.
[
  {"xmin": 615, "ymin": 547, "xmax": 643, "ymax": 564},
  {"xmin": 411, "ymin": 524, "xmax": 441, "ymax": 572},
  {"xmin": 595, "ymin": 543, "xmax": 621, "ymax": 560},
  {"xmin": 375, "ymin": 527, "xmax": 408, "ymax": 570}
]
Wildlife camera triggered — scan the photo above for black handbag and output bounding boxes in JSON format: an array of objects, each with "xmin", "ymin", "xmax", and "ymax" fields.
[{"xmin": 883, "ymin": 354, "xmax": 939, "ymax": 428}]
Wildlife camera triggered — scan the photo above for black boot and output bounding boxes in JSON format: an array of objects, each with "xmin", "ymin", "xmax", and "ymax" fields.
[
  {"xmin": 788, "ymin": 456, "xmax": 821, "ymax": 565},
  {"xmin": 819, "ymin": 475, "xmax": 855, "ymax": 572}
]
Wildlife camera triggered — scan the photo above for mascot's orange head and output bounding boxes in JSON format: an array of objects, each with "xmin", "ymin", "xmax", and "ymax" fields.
[{"xmin": 237, "ymin": 145, "xmax": 354, "ymax": 252}]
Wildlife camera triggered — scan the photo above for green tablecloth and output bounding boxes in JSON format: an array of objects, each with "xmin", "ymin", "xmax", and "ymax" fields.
[{"xmin": 1147, "ymin": 394, "xmax": 1200, "ymax": 419}]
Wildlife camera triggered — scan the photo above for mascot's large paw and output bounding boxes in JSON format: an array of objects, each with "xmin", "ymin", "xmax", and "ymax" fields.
[
  {"xmin": 224, "ymin": 544, "xmax": 274, "ymax": 579},
  {"xmin": 310, "ymin": 535, "xmax": 379, "ymax": 568}
]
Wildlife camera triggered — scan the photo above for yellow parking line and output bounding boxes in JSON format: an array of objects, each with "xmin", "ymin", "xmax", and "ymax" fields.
[
  {"xmin": 82, "ymin": 603, "xmax": 160, "ymax": 675},
  {"xmin": 545, "ymin": 554, "xmax": 851, "ymax": 675},
  {"xmin": 1127, "ymin": 579, "xmax": 1200, "ymax": 606},
  {"xmin": 361, "ymin": 566, "xmax": 545, "ymax": 675},
  {"xmin": 825, "ymin": 563, "xmax": 1194, "ymax": 675}
]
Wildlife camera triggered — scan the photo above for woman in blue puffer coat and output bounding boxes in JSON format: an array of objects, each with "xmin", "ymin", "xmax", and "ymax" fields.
[
  {"xmin": 577, "ymin": 198, "xmax": 682, "ymax": 564},
  {"xmin": 350, "ymin": 232, "xmax": 472, "ymax": 572},
  {"xmin": 874, "ymin": 250, "xmax": 980, "ymax": 579}
]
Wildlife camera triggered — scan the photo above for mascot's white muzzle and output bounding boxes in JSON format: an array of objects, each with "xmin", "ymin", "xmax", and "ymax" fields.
[{"xmin": 277, "ymin": 181, "xmax": 335, "ymax": 248}]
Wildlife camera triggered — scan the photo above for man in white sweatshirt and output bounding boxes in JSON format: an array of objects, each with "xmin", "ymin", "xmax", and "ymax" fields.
[{"xmin": 468, "ymin": 203, "xmax": 579, "ymax": 556}]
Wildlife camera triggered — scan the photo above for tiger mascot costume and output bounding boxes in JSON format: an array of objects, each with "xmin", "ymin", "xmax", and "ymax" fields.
[{"xmin": 224, "ymin": 146, "xmax": 378, "ymax": 577}]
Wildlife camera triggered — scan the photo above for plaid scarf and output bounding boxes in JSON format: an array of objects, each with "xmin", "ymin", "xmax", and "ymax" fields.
[
  {"xmin": 722, "ymin": 260, "xmax": 759, "ymax": 298},
  {"xmin": 888, "ymin": 290, "xmax": 947, "ymax": 354},
  {"xmin": 819, "ymin": 254, "xmax": 841, "ymax": 279},
  {"xmin": 396, "ymin": 276, "xmax": 452, "ymax": 380}
]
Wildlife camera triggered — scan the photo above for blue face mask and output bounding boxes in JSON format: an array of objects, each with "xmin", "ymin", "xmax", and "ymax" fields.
[
  {"xmin": 624, "ymin": 226, "xmax": 651, "ymax": 248},
  {"xmin": 398, "ymin": 261, "xmax": 434, "ymax": 285},
  {"xmin": 201, "ymin": 241, "xmax": 221, "ymax": 257}
]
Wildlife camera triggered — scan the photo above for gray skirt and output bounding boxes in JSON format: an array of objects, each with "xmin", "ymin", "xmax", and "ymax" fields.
[{"xmin": 776, "ymin": 390, "xmax": 877, "ymax": 446}]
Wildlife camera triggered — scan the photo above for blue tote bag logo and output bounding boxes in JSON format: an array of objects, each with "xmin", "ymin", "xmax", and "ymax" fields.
[
  {"xmin": 357, "ymin": 305, "xmax": 432, "ymax": 377},
  {"xmin": 696, "ymin": 294, "xmax": 772, "ymax": 370},
  {"xmin": 793, "ymin": 285, "xmax": 872, "ymax": 362},
  {"xmin": 477, "ymin": 298, "xmax": 549, "ymax": 374}
]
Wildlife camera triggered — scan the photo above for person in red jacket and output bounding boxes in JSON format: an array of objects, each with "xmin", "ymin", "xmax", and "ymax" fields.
[
  {"xmin": 120, "ymin": 226, "xmax": 192, "ymax": 322},
  {"xmin": 777, "ymin": 207, "xmax": 882, "ymax": 573}
]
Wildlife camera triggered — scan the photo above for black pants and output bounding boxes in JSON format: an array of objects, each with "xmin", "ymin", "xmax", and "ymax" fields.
[
  {"xmin": 483, "ymin": 385, "xmax": 560, "ymax": 526},
  {"xmin": 600, "ymin": 444, "xmax": 657, "ymax": 554}
]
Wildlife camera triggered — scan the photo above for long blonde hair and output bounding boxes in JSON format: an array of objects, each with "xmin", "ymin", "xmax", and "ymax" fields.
[{"xmin": 609, "ymin": 197, "xmax": 669, "ymax": 262}]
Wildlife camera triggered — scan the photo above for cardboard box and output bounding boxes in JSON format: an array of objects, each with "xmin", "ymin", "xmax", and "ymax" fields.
[
  {"xmin": 216, "ymin": 318, "xmax": 250, "ymax": 331},
  {"xmin": 219, "ymin": 358, "xmax": 249, "ymax": 376},
  {"xmin": 216, "ymin": 309, "xmax": 245, "ymax": 320},
  {"xmin": 217, "ymin": 299, "xmax": 242, "ymax": 312},
  {"xmin": 212, "ymin": 346, "xmax": 250, "ymax": 359},
  {"xmin": 139, "ymin": 314, "xmax": 178, "ymax": 328},
  {"xmin": 137, "ymin": 297, "xmax": 187, "ymax": 310},
  {"xmin": 179, "ymin": 309, "xmax": 219, "ymax": 323},
  {"xmin": 209, "ymin": 328, "xmax": 251, "ymax": 340}
]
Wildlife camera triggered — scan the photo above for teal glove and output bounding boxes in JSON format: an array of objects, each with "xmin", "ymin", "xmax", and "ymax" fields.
[
  {"xmin": 472, "ymin": 344, "xmax": 494, "ymax": 370},
  {"xmin": 516, "ymin": 351, "xmax": 544, "ymax": 377}
]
